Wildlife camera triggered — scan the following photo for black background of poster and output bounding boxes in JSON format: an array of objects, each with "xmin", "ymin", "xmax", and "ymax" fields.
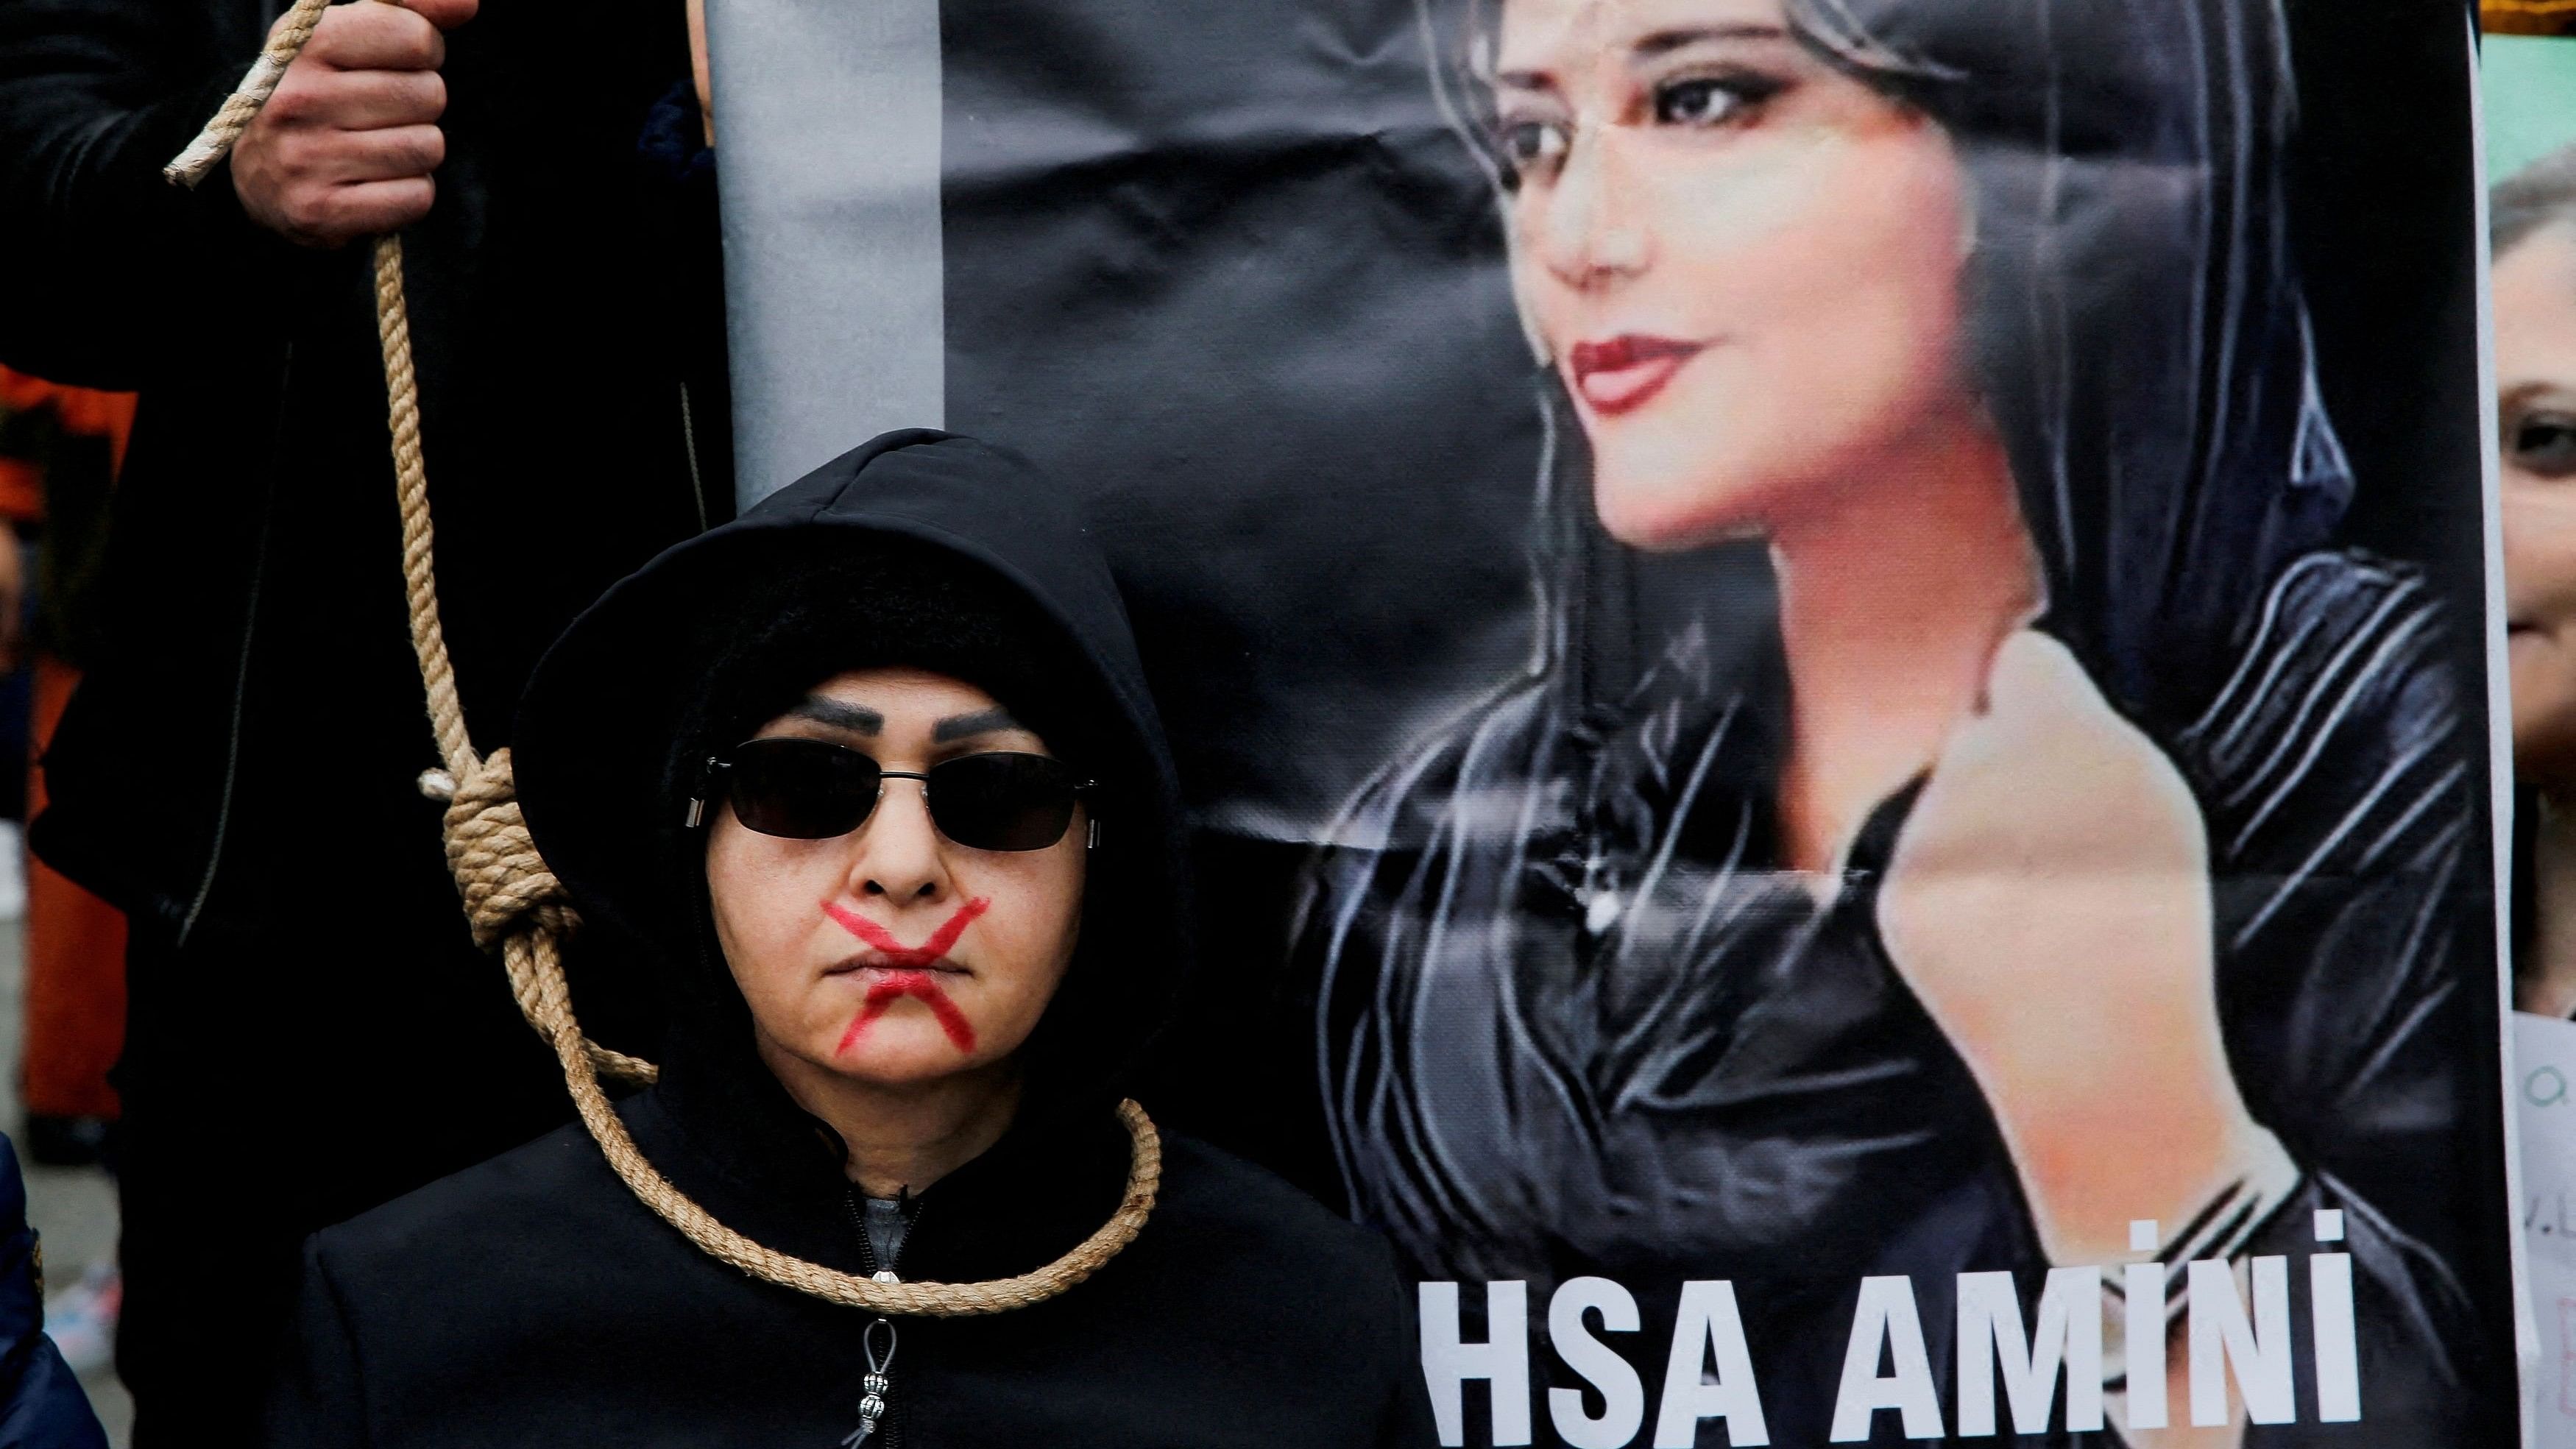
[
  {"xmin": 938, "ymin": 0, "xmax": 2513, "ymax": 1437},
  {"xmin": 937, "ymin": 0, "xmax": 1767, "ymax": 1228}
]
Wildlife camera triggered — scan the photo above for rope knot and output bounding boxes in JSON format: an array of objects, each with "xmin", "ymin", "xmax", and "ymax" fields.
[{"xmin": 433, "ymin": 747, "xmax": 578, "ymax": 949}]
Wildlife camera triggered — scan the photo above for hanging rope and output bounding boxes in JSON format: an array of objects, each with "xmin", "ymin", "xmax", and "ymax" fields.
[
  {"xmin": 162, "ymin": 0, "xmax": 337, "ymax": 188},
  {"xmin": 160, "ymin": 32, "xmax": 1161, "ymax": 1317}
]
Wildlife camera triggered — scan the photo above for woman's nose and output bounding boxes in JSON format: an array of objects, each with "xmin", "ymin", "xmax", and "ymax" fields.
[
  {"xmin": 1538, "ymin": 121, "xmax": 1648, "ymax": 288},
  {"xmin": 849, "ymin": 779, "xmax": 949, "ymax": 903}
]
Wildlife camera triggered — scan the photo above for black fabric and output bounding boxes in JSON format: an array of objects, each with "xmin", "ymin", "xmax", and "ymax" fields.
[
  {"xmin": 268, "ymin": 433, "xmax": 1437, "ymax": 1445},
  {"xmin": 0, "ymin": 4, "xmax": 731, "ymax": 1443},
  {"xmin": 860, "ymin": 1191, "xmax": 912, "ymax": 1271},
  {"xmin": 269, "ymin": 1106, "xmax": 1431, "ymax": 1448},
  {"xmin": 0, "ymin": 0, "xmax": 280, "ymax": 389}
]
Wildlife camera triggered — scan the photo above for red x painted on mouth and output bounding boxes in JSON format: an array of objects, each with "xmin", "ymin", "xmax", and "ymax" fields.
[
  {"xmin": 826, "ymin": 899, "xmax": 991, "ymax": 1055},
  {"xmin": 840, "ymin": 971, "xmax": 978, "ymax": 1054},
  {"xmin": 823, "ymin": 897, "xmax": 990, "ymax": 966}
]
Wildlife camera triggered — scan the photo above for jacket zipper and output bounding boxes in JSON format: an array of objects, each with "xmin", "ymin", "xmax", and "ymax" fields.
[
  {"xmin": 678, "ymin": 380, "xmax": 711, "ymax": 534},
  {"xmin": 845, "ymin": 1189, "xmax": 907, "ymax": 1449}
]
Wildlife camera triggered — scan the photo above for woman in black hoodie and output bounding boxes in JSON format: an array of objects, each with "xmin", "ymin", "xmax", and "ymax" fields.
[{"xmin": 263, "ymin": 431, "xmax": 1436, "ymax": 1447}]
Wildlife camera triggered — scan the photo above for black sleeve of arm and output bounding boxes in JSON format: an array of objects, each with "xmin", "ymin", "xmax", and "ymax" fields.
[
  {"xmin": 1367, "ymin": 1238, "xmax": 1439, "ymax": 1448},
  {"xmin": 263, "ymin": 1237, "xmax": 372, "ymax": 1449},
  {"xmin": 0, "ymin": 0, "xmax": 300, "ymax": 386},
  {"xmin": 2240, "ymin": 1175, "xmax": 2495, "ymax": 1444},
  {"xmin": 0, "ymin": 1136, "xmax": 106, "ymax": 1448},
  {"xmin": 2197, "ymin": 562, "xmax": 2516, "ymax": 1436}
]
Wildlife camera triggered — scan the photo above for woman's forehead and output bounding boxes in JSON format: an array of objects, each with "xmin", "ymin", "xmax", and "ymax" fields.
[
  {"xmin": 2499, "ymin": 224, "xmax": 2576, "ymax": 383},
  {"xmin": 1496, "ymin": 0, "xmax": 1788, "ymax": 70},
  {"xmin": 801, "ymin": 667, "xmax": 1007, "ymax": 724}
]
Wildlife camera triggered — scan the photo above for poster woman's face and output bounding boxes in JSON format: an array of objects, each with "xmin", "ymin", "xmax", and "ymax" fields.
[
  {"xmin": 2502, "ymin": 222, "xmax": 2576, "ymax": 790},
  {"xmin": 1492, "ymin": 0, "xmax": 1975, "ymax": 550},
  {"xmin": 705, "ymin": 668, "xmax": 1088, "ymax": 1088}
]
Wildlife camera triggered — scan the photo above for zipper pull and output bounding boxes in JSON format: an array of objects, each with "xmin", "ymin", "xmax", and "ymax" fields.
[{"xmin": 839, "ymin": 1316, "xmax": 899, "ymax": 1445}]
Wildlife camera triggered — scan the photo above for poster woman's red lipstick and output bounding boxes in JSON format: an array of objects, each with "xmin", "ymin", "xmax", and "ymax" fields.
[{"xmin": 1567, "ymin": 335, "xmax": 1704, "ymax": 417}]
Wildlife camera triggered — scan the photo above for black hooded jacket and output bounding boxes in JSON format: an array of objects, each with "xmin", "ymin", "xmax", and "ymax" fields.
[{"xmin": 263, "ymin": 433, "xmax": 1437, "ymax": 1447}]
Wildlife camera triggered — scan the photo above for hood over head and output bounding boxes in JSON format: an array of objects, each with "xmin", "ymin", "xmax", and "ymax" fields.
[
  {"xmin": 514, "ymin": 430, "xmax": 1192, "ymax": 1175},
  {"xmin": 1796, "ymin": 0, "xmax": 2354, "ymax": 733}
]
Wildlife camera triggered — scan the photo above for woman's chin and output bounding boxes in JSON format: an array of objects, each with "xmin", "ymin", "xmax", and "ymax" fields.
[
  {"xmin": 819, "ymin": 1033, "xmax": 985, "ymax": 1085},
  {"xmin": 1592, "ymin": 467, "xmax": 1763, "ymax": 553}
]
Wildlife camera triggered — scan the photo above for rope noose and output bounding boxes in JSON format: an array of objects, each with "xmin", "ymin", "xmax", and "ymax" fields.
[{"xmin": 160, "ymin": 29, "xmax": 1161, "ymax": 1317}]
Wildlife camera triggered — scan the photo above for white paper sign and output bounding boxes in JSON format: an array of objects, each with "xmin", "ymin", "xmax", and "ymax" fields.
[
  {"xmin": 2520, "ymin": 1011, "xmax": 2576, "ymax": 1445},
  {"xmin": 704, "ymin": 0, "xmax": 946, "ymax": 506}
]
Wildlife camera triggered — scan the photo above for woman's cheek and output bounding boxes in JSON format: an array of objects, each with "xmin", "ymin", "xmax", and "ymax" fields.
[
  {"xmin": 2514, "ymin": 637, "xmax": 2576, "ymax": 776},
  {"xmin": 2505, "ymin": 479, "xmax": 2576, "ymax": 620},
  {"xmin": 1505, "ymin": 212, "xmax": 1568, "ymax": 367},
  {"xmin": 1663, "ymin": 135, "xmax": 1831, "ymax": 263},
  {"xmin": 970, "ymin": 889, "xmax": 1079, "ymax": 1045},
  {"xmin": 982, "ymin": 851, "xmax": 1086, "ymax": 1045},
  {"xmin": 710, "ymin": 836, "xmax": 835, "ymax": 1035}
]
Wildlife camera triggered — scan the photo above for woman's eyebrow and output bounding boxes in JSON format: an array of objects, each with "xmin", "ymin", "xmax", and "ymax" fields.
[
  {"xmin": 2504, "ymin": 380, "xmax": 2576, "ymax": 414},
  {"xmin": 933, "ymin": 706, "xmax": 1022, "ymax": 743},
  {"xmin": 788, "ymin": 697, "xmax": 883, "ymax": 734}
]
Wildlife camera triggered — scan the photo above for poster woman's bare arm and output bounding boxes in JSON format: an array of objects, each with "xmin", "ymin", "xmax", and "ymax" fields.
[
  {"xmin": 1880, "ymin": 629, "xmax": 2279, "ymax": 1444},
  {"xmin": 1879, "ymin": 629, "xmax": 2276, "ymax": 1268}
]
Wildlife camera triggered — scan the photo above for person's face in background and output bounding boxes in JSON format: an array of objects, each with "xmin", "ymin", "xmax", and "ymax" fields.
[
  {"xmin": 1492, "ymin": 0, "xmax": 1978, "ymax": 550},
  {"xmin": 2500, "ymin": 222, "xmax": 2576, "ymax": 793},
  {"xmin": 704, "ymin": 668, "xmax": 1089, "ymax": 1088}
]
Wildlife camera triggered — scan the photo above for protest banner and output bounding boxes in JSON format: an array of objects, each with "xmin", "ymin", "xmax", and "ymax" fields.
[{"xmin": 711, "ymin": 1, "xmax": 2522, "ymax": 1439}]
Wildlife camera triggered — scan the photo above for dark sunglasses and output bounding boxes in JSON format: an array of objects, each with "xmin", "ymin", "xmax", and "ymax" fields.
[{"xmin": 688, "ymin": 737, "xmax": 1098, "ymax": 851}]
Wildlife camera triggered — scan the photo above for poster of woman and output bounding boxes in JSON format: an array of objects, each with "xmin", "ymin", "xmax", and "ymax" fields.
[
  {"xmin": 707, "ymin": 0, "xmax": 2520, "ymax": 1441},
  {"xmin": 1295, "ymin": 0, "xmax": 2513, "ymax": 1440}
]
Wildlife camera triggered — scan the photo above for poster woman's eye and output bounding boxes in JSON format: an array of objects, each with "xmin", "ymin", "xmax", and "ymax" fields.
[
  {"xmin": 1498, "ymin": 116, "xmax": 1570, "ymax": 178},
  {"xmin": 1651, "ymin": 73, "xmax": 1778, "ymax": 128},
  {"xmin": 2513, "ymin": 411, "xmax": 2576, "ymax": 479}
]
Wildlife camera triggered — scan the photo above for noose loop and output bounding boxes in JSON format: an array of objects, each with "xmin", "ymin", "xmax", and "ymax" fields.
[
  {"xmin": 158, "ymin": 40, "xmax": 1162, "ymax": 1317},
  {"xmin": 414, "ymin": 747, "xmax": 659, "ymax": 1085}
]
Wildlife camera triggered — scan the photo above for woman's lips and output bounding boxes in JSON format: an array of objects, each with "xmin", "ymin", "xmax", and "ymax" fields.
[
  {"xmin": 1567, "ymin": 335, "xmax": 1705, "ymax": 417},
  {"xmin": 838, "ymin": 968, "xmax": 977, "ymax": 1054},
  {"xmin": 822, "ymin": 898, "xmax": 988, "ymax": 975},
  {"xmin": 829, "ymin": 955, "xmax": 969, "ymax": 978}
]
